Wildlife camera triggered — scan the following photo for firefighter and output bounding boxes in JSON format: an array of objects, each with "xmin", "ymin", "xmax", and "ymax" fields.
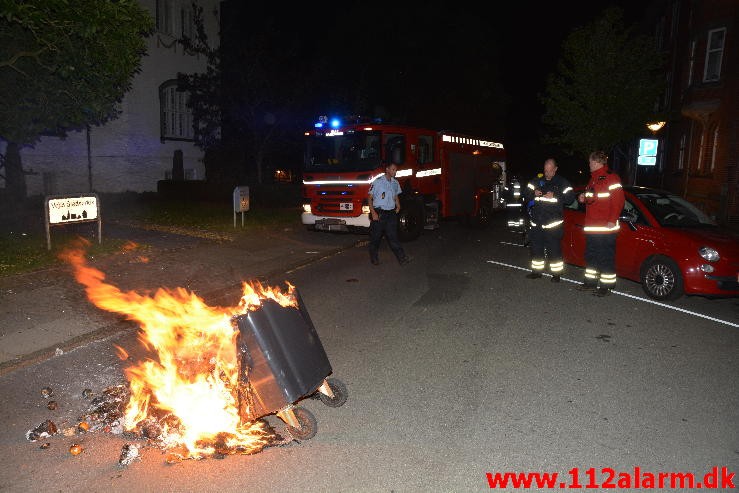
[
  {"xmin": 522, "ymin": 158, "xmax": 574, "ymax": 282},
  {"xmin": 576, "ymin": 150, "xmax": 625, "ymax": 296},
  {"xmin": 505, "ymin": 176, "xmax": 525, "ymax": 231}
]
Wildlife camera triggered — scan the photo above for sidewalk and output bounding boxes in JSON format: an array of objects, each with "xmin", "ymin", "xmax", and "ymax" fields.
[{"xmin": 0, "ymin": 221, "xmax": 364, "ymax": 375}]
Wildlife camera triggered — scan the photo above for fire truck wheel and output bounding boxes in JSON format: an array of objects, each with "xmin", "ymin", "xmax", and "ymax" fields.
[
  {"xmin": 398, "ymin": 202, "xmax": 423, "ymax": 242},
  {"xmin": 286, "ymin": 407, "xmax": 318, "ymax": 440},
  {"xmin": 319, "ymin": 377, "xmax": 348, "ymax": 408}
]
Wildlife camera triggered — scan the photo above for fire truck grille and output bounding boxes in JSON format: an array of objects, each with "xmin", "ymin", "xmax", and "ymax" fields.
[
  {"xmin": 316, "ymin": 199, "xmax": 357, "ymax": 215},
  {"xmin": 318, "ymin": 190, "xmax": 356, "ymax": 196}
]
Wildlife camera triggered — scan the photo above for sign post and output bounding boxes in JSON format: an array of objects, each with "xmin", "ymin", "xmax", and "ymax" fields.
[
  {"xmin": 45, "ymin": 194, "xmax": 101, "ymax": 250},
  {"xmin": 233, "ymin": 186, "xmax": 250, "ymax": 227}
]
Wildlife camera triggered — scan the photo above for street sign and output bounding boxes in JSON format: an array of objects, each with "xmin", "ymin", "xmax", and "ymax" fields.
[
  {"xmin": 45, "ymin": 194, "xmax": 101, "ymax": 250},
  {"xmin": 638, "ymin": 138, "xmax": 658, "ymax": 166},
  {"xmin": 233, "ymin": 186, "xmax": 250, "ymax": 212}
]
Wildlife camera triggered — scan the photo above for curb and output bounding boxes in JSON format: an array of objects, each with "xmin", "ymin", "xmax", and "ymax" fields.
[{"xmin": 0, "ymin": 239, "xmax": 364, "ymax": 377}]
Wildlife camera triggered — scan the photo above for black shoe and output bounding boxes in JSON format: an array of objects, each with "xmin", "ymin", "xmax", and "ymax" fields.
[
  {"xmin": 370, "ymin": 258, "xmax": 379, "ymax": 265},
  {"xmin": 576, "ymin": 283, "xmax": 596, "ymax": 292},
  {"xmin": 594, "ymin": 287, "xmax": 611, "ymax": 297},
  {"xmin": 399, "ymin": 255, "xmax": 412, "ymax": 266},
  {"xmin": 550, "ymin": 275, "xmax": 561, "ymax": 283},
  {"xmin": 525, "ymin": 272, "xmax": 542, "ymax": 279}
]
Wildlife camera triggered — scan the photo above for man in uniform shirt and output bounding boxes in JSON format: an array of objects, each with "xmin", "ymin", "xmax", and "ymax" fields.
[{"xmin": 368, "ymin": 163, "xmax": 412, "ymax": 266}]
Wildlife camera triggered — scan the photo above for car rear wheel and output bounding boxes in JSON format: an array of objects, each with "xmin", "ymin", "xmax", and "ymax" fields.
[{"xmin": 640, "ymin": 256, "xmax": 684, "ymax": 301}]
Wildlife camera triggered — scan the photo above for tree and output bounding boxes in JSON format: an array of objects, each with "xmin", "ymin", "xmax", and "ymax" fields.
[
  {"xmin": 540, "ymin": 6, "xmax": 665, "ymax": 158},
  {"xmin": 0, "ymin": 0, "xmax": 153, "ymax": 200}
]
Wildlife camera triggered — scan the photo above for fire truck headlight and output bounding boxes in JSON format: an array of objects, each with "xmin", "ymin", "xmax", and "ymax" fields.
[
  {"xmin": 302, "ymin": 201, "xmax": 312, "ymax": 214},
  {"xmin": 361, "ymin": 205, "xmax": 370, "ymax": 214}
]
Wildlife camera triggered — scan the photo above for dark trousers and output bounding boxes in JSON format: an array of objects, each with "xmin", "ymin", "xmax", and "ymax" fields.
[
  {"xmin": 369, "ymin": 210, "xmax": 406, "ymax": 262},
  {"xmin": 584, "ymin": 233, "xmax": 617, "ymax": 287},
  {"xmin": 528, "ymin": 225, "xmax": 563, "ymax": 272}
]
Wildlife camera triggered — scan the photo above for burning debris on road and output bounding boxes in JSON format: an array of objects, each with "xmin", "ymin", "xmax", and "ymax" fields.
[
  {"xmin": 26, "ymin": 419, "xmax": 57, "ymax": 442},
  {"xmin": 24, "ymin": 239, "xmax": 348, "ymax": 466}
]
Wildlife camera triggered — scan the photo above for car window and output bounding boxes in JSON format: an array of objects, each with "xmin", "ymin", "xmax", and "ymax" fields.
[
  {"xmin": 621, "ymin": 199, "xmax": 648, "ymax": 225},
  {"xmin": 636, "ymin": 192, "xmax": 716, "ymax": 227}
]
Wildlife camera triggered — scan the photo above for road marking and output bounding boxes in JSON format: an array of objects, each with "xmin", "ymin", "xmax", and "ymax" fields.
[
  {"xmin": 499, "ymin": 241, "xmax": 525, "ymax": 247},
  {"xmin": 486, "ymin": 259, "xmax": 739, "ymax": 328}
]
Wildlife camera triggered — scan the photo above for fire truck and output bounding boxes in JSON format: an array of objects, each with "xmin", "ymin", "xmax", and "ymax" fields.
[{"xmin": 301, "ymin": 116, "xmax": 507, "ymax": 241}]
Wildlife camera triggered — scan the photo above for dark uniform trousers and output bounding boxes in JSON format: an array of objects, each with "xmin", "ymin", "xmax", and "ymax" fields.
[
  {"xmin": 369, "ymin": 209, "xmax": 406, "ymax": 262},
  {"xmin": 584, "ymin": 233, "xmax": 617, "ymax": 287},
  {"xmin": 529, "ymin": 224, "xmax": 564, "ymax": 273}
]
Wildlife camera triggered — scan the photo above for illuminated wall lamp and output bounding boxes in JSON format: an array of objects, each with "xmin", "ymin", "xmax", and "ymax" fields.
[{"xmin": 646, "ymin": 121, "xmax": 666, "ymax": 133}]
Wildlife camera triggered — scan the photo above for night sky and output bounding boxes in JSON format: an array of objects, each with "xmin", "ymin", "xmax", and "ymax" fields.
[{"xmin": 220, "ymin": 0, "xmax": 647, "ymax": 184}]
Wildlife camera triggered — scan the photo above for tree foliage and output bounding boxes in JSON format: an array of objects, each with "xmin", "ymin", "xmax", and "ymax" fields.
[
  {"xmin": 176, "ymin": 3, "xmax": 220, "ymax": 153},
  {"xmin": 540, "ymin": 7, "xmax": 665, "ymax": 157},
  {"xmin": 0, "ymin": 0, "xmax": 153, "ymax": 145}
]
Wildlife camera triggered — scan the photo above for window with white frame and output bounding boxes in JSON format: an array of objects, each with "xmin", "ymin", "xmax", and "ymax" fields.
[
  {"xmin": 156, "ymin": 0, "xmax": 175, "ymax": 36},
  {"xmin": 710, "ymin": 125, "xmax": 719, "ymax": 171},
  {"xmin": 156, "ymin": 0, "xmax": 196, "ymax": 38},
  {"xmin": 703, "ymin": 28, "xmax": 725, "ymax": 82},
  {"xmin": 160, "ymin": 80, "xmax": 194, "ymax": 141},
  {"xmin": 696, "ymin": 130, "xmax": 705, "ymax": 172},
  {"xmin": 180, "ymin": 3, "xmax": 194, "ymax": 39}
]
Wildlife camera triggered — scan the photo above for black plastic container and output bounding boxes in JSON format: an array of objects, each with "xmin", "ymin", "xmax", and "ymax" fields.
[{"xmin": 233, "ymin": 289, "xmax": 332, "ymax": 421}]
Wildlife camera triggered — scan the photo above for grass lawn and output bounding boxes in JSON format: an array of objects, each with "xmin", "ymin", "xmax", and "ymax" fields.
[{"xmin": 0, "ymin": 188, "xmax": 302, "ymax": 277}]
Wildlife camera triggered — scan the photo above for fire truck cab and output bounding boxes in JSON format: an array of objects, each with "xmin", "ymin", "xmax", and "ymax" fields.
[{"xmin": 301, "ymin": 116, "xmax": 507, "ymax": 241}]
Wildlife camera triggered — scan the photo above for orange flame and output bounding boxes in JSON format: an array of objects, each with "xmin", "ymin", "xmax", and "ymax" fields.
[
  {"xmin": 114, "ymin": 344, "xmax": 129, "ymax": 361},
  {"xmin": 59, "ymin": 238, "xmax": 297, "ymax": 457}
]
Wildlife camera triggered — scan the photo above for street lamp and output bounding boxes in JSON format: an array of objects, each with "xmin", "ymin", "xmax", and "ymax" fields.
[{"xmin": 646, "ymin": 121, "xmax": 666, "ymax": 134}]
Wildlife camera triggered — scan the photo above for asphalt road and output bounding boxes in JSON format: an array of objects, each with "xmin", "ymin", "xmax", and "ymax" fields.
[{"xmin": 0, "ymin": 215, "xmax": 737, "ymax": 492}]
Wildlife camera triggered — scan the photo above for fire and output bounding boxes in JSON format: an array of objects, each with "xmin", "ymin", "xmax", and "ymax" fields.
[{"xmin": 59, "ymin": 238, "xmax": 297, "ymax": 457}]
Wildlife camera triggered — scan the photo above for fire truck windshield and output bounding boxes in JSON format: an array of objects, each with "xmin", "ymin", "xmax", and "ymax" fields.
[{"xmin": 304, "ymin": 131, "xmax": 382, "ymax": 172}]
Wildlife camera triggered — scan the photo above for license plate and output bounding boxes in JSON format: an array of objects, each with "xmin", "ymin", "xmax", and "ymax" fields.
[{"xmin": 339, "ymin": 202, "xmax": 353, "ymax": 211}]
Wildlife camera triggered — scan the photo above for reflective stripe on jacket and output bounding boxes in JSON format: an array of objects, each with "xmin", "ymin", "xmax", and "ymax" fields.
[{"xmin": 583, "ymin": 167, "xmax": 625, "ymax": 233}]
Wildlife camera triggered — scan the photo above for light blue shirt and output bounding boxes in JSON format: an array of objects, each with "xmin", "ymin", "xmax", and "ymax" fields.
[{"xmin": 369, "ymin": 175, "xmax": 402, "ymax": 210}]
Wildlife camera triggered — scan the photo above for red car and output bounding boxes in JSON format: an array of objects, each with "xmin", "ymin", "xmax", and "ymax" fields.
[{"xmin": 561, "ymin": 186, "xmax": 739, "ymax": 301}]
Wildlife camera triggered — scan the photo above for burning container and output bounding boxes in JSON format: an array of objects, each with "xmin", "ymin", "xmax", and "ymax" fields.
[{"xmin": 233, "ymin": 289, "xmax": 347, "ymax": 440}]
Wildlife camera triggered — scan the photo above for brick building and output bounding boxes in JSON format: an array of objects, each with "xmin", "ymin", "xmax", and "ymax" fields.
[{"xmin": 639, "ymin": 0, "xmax": 738, "ymax": 228}]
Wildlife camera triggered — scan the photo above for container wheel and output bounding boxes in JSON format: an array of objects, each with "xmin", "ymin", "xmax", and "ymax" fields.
[
  {"xmin": 286, "ymin": 407, "xmax": 318, "ymax": 440},
  {"xmin": 319, "ymin": 377, "xmax": 348, "ymax": 408}
]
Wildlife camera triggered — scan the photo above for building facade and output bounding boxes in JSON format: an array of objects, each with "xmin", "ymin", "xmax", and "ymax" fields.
[
  {"xmin": 641, "ymin": 0, "xmax": 738, "ymax": 227},
  {"xmin": 3, "ymin": 0, "xmax": 219, "ymax": 197}
]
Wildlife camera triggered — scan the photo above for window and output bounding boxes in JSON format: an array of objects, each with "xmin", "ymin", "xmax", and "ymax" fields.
[
  {"xmin": 677, "ymin": 134, "xmax": 686, "ymax": 170},
  {"xmin": 696, "ymin": 130, "xmax": 705, "ymax": 171},
  {"xmin": 156, "ymin": 0, "xmax": 195, "ymax": 38},
  {"xmin": 710, "ymin": 125, "xmax": 719, "ymax": 171},
  {"xmin": 703, "ymin": 28, "xmax": 726, "ymax": 82},
  {"xmin": 687, "ymin": 40, "xmax": 695, "ymax": 87},
  {"xmin": 180, "ymin": 4, "xmax": 194, "ymax": 39},
  {"xmin": 417, "ymin": 135, "xmax": 434, "ymax": 165},
  {"xmin": 156, "ymin": 0, "xmax": 175, "ymax": 36},
  {"xmin": 384, "ymin": 134, "xmax": 406, "ymax": 165},
  {"xmin": 159, "ymin": 80, "xmax": 194, "ymax": 141}
]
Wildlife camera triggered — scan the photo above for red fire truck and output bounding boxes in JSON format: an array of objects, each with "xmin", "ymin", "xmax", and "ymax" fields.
[{"xmin": 301, "ymin": 116, "xmax": 507, "ymax": 241}]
